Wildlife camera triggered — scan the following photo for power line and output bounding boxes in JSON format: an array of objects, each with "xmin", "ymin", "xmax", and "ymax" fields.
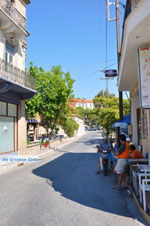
[
  {"xmin": 68, "ymin": 59, "xmax": 116, "ymax": 70},
  {"xmin": 87, "ymin": 0, "xmax": 104, "ymax": 12},
  {"xmin": 93, "ymin": 0, "xmax": 106, "ymax": 9},
  {"xmin": 74, "ymin": 63, "xmax": 116, "ymax": 81}
]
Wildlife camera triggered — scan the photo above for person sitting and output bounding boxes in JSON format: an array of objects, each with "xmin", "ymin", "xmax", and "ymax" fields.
[
  {"xmin": 96, "ymin": 136, "xmax": 111, "ymax": 174},
  {"xmin": 129, "ymin": 144, "xmax": 143, "ymax": 159}
]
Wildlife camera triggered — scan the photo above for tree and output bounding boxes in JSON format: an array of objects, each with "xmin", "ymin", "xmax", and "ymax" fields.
[
  {"xmin": 25, "ymin": 64, "xmax": 75, "ymax": 137},
  {"xmin": 93, "ymin": 92, "xmax": 130, "ymax": 135},
  {"xmin": 93, "ymin": 95, "xmax": 119, "ymax": 135},
  {"xmin": 62, "ymin": 118, "xmax": 79, "ymax": 137},
  {"xmin": 95, "ymin": 90, "xmax": 115, "ymax": 98}
]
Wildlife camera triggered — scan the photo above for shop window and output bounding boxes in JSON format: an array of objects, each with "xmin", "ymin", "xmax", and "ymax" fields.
[
  {"xmin": 0, "ymin": 102, "xmax": 7, "ymax": 116},
  {"xmin": 8, "ymin": 103, "xmax": 17, "ymax": 117}
]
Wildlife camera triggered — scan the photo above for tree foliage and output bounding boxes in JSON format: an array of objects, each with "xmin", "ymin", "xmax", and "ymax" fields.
[
  {"xmin": 62, "ymin": 118, "xmax": 79, "ymax": 137},
  {"xmin": 25, "ymin": 63, "xmax": 75, "ymax": 136},
  {"xmin": 75, "ymin": 107, "xmax": 98, "ymax": 126},
  {"xmin": 92, "ymin": 90, "xmax": 130, "ymax": 135}
]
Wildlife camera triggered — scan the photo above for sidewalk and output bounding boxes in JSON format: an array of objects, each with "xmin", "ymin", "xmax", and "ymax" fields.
[{"xmin": 0, "ymin": 135, "xmax": 83, "ymax": 174}]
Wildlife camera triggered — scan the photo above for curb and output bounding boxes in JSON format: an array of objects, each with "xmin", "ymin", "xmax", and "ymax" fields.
[
  {"xmin": 0, "ymin": 134, "xmax": 86, "ymax": 174},
  {"xmin": 133, "ymin": 192, "xmax": 150, "ymax": 224}
]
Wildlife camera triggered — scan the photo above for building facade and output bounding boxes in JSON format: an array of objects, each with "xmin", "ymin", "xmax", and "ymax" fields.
[
  {"xmin": 69, "ymin": 99, "xmax": 94, "ymax": 110},
  {"xmin": 118, "ymin": 0, "xmax": 150, "ymax": 155},
  {"xmin": 0, "ymin": 0, "xmax": 36, "ymax": 154}
]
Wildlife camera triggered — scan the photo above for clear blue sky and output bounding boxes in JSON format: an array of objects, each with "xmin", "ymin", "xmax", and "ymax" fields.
[{"xmin": 26, "ymin": 0, "xmax": 125, "ymax": 99}]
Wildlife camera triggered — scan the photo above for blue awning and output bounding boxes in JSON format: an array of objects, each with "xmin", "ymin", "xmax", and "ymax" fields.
[{"xmin": 112, "ymin": 114, "xmax": 131, "ymax": 129}]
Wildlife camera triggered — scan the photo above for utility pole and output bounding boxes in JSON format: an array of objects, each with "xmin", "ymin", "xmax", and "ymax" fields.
[{"xmin": 115, "ymin": 0, "xmax": 123, "ymax": 120}]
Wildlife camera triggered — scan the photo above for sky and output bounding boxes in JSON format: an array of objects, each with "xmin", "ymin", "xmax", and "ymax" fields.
[{"xmin": 26, "ymin": 0, "xmax": 126, "ymax": 100}]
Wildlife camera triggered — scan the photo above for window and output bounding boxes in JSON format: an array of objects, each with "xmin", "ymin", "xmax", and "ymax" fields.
[
  {"xmin": 5, "ymin": 43, "xmax": 14, "ymax": 65},
  {"xmin": 8, "ymin": 103, "xmax": 17, "ymax": 117},
  {"xmin": 0, "ymin": 102, "xmax": 7, "ymax": 115},
  {"xmin": 0, "ymin": 102, "xmax": 17, "ymax": 117}
]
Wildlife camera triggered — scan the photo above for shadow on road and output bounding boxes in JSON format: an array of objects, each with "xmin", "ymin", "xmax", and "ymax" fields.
[
  {"xmin": 32, "ymin": 152, "xmax": 145, "ymax": 224},
  {"xmin": 74, "ymin": 138, "xmax": 100, "ymax": 146}
]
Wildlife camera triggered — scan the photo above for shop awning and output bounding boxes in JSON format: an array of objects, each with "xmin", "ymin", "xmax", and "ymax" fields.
[{"xmin": 112, "ymin": 114, "xmax": 131, "ymax": 129}]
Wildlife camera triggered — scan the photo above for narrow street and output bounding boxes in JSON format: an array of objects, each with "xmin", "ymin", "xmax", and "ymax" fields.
[{"xmin": 0, "ymin": 132, "xmax": 147, "ymax": 226}]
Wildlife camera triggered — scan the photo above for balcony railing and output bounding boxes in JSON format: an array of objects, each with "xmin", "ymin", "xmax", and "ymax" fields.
[
  {"xmin": 0, "ymin": 58, "xmax": 36, "ymax": 90},
  {"xmin": 0, "ymin": 0, "xmax": 26, "ymax": 31}
]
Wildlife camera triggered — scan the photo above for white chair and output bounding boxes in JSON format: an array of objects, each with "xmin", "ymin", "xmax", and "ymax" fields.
[
  {"xmin": 138, "ymin": 173, "xmax": 150, "ymax": 211},
  {"xmin": 131, "ymin": 164, "xmax": 148, "ymax": 193},
  {"xmin": 141, "ymin": 179, "xmax": 150, "ymax": 211}
]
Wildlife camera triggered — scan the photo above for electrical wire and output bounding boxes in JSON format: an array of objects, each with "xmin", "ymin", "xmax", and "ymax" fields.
[
  {"xmin": 74, "ymin": 62, "xmax": 116, "ymax": 81},
  {"xmin": 87, "ymin": 0, "xmax": 104, "ymax": 12},
  {"xmin": 87, "ymin": 0, "xmax": 107, "ymax": 14},
  {"xmin": 93, "ymin": 0, "xmax": 106, "ymax": 9},
  {"xmin": 68, "ymin": 59, "xmax": 116, "ymax": 70}
]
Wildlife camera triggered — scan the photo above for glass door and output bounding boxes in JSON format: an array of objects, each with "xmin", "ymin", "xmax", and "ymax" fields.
[{"xmin": 0, "ymin": 116, "xmax": 14, "ymax": 153}]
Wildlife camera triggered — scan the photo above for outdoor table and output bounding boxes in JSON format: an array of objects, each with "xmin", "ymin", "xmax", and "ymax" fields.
[
  {"xmin": 128, "ymin": 158, "xmax": 149, "ymax": 164},
  {"xmin": 137, "ymin": 165, "xmax": 150, "ymax": 172}
]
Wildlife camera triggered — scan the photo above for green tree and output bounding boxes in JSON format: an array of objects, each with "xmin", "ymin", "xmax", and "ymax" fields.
[
  {"xmin": 62, "ymin": 118, "xmax": 79, "ymax": 137},
  {"xmin": 25, "ymin": 64, "xmax": 74, "ymax": 137},
  {"xmin": 93, "ymin": 95, "xmax": 119, "ymax": 135},
  {"xmin": 93, "ymin": 92, "xmax": 130, "ymax": 135}
]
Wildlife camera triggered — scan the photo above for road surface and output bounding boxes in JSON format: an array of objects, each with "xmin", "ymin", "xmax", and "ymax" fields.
[{"xmin": 0, "ymin": 131, "xmax": 148, "ymax": 226}]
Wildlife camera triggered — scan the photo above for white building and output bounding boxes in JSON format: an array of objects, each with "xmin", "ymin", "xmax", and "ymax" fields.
[
  {"xmin": 70, "ymin": 99, "xmax": 94, "ymax": 110},
  {"xmin": 0, "ymin": 0, "xmax": 36, "ymax": 154},
  {"xmin": 118, "ymin": 0, "xmax": 150, "ymax": 155}
]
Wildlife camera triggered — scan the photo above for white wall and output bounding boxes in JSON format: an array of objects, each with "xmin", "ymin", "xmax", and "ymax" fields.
[
  {"xmin": 73, "ymin": 116, "xmax": 86, "ymax": 137},
  {"xmin": 18, "ymin": 100, "xmax": 27, "ymax": 154},
  {"xmin": 0, "ymin": 31, "xmax": 5, "ymax": 59}
]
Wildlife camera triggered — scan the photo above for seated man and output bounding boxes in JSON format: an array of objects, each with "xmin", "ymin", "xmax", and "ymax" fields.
[
  {"xmin": 129, "ymin": 144, "xmax": 143, "ymax": 159},
  {"xmin": 96, "ymin": 136, "xmax": 111, "ymax": 173}
]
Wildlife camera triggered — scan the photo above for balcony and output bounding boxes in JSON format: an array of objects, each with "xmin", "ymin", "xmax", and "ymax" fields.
[
  {"xmin": 0, "ymin": 58, "xmax": 36, "ymax": 91},
  {"xmin": 0, "ymin": 0, "xmax": 26, "ymax": 32}
]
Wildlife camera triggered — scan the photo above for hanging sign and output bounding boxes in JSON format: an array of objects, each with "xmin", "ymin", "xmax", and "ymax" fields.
[
  {"xmin": 104, "ymin": 69, "xmax": 118, "ymax": 77},
  {"xmin": 138, "ymin": 47, "xmax": 150, "ymax": 108}
]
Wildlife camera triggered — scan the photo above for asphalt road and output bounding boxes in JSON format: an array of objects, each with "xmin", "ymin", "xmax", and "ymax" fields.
[{"xmin": 0, "ymin": 132, "xmax": 148, "ymax": 226}]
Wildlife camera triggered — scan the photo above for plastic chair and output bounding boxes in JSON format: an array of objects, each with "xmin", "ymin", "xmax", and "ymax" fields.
[{"xmin": 138, "ymin": 173, "xmax": 150, "ymax": 211}]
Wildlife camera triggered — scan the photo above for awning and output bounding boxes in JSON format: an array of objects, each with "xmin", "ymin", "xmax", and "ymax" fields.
[
  {"xmin": 0, "ymin": 80, "xmax": 36, "ymax": 100},
  {"xmin": 112, "ymin": 114, "xmax": 131, "ymax": 129}
]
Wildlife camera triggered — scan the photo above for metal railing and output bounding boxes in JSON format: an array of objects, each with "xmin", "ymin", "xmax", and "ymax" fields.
[
  {"xmin": 0, "ymin": 0, "xmax": 26, "ymax": 31},
  {"xmin": 0, "ymin": 58, "xmax": 36, "ymax": 90}
]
